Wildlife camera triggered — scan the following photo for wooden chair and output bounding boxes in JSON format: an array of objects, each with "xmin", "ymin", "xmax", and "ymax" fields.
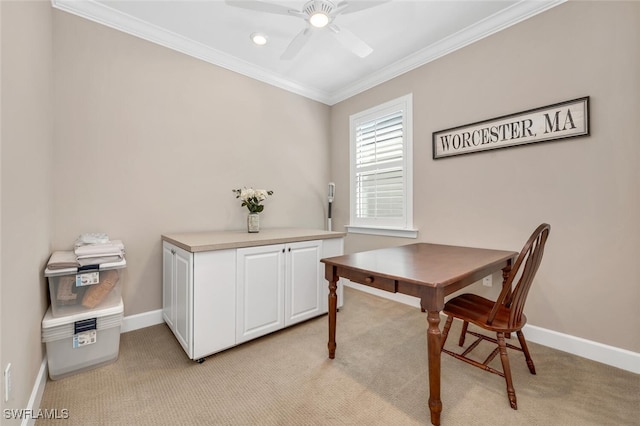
[{"xmin": 440, "ymin": 223, "xmax": 550, "ymax": 410}]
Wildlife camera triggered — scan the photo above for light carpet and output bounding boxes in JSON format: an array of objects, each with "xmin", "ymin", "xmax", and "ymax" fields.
[{"xmin": 38, "ymin": 287, "xmax": 639, "ymax": 425}]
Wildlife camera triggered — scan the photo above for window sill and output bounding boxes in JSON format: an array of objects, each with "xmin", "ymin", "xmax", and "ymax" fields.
[{"xmin": 345, "ymin": 225, "xmax": 418, "ymax": 239}]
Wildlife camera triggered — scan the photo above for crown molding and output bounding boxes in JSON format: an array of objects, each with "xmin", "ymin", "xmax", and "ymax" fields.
[
  {"xmin": 51, "ymin": 0, "xmax": 564, "ymax": 106},
  {"xmin": 328, "ymin": 0, "xmax": 566, "ymax": 105},
  {"xmin": 51, "ymin": 0, "xmax": 334, "ymax": 104}
]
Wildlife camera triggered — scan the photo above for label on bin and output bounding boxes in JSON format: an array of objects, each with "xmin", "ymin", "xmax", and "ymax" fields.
[
  {"xmin": 73, "ymin": 330, "xmax": 97, "ymax": 348},
  {"xmin": 76, "ymin": 271, "xmax": 99, "ymax": 286},
  {"xmin": 74, "ymin": 318, "xmax": 97, "ymax": 334}
]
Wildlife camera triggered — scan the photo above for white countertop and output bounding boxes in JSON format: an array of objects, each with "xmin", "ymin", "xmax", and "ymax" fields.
[{"xmin": 162, "ymin": 228, "xmax": 346, "ymax": 253}]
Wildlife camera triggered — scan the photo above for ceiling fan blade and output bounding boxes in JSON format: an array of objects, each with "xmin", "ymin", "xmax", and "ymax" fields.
[
  {"xmin": 225, "ymin": 0, "xmax": 303, "ymax": 18},
  {"xmin": 329, "ymin": 24, "xmax": 373, "ymax": 58},
  {"xmin": 281, "ymin": 28, "xmax": 312, "ymax": 60},
  {"xmin": 335, "ymin": 0, "xmax": 390, "ymax": 15}
]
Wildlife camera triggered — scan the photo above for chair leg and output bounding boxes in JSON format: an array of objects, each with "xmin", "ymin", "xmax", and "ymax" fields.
[
  {"xmin": 516, "ymin": 330, "xmax": 536, "ymax": 375},
  {"xmin": 441, "ymin": 316, "xmax": 453, "ymax": 351},
  {"xmin": 458, "ymin": 321, "xmax": 469, "ymax": 346},
  {"xmin": 497, "ymin": 332, "xmax": 518, "ymax": 410}
]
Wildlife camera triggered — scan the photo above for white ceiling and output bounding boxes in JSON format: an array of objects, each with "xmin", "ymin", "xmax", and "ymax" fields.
[{"xmin": 51, "ymin": 0, "xmax": 563, "ymax": 105}]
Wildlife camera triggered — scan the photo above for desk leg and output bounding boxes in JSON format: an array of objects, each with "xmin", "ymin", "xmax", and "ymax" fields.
[
  {"xmin": 501, "ymin": 262, "xmax": 512, "ymax": 295},
  {"xmin": 328, "ymin": 277, "xmax": 338, "ymax": 359},
  {"xmin": 427, "ymin": 310, "xmax": 443, "ymax": 426}
]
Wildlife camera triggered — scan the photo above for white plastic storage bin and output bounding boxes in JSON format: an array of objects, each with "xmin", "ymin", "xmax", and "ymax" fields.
[
  {"xmin": 42, "ymin": 299, "xmax": 123, "ymax": 380},
  {"xmin": 44, "ymin": 258, "xmax": 126, "ymax": 317}
]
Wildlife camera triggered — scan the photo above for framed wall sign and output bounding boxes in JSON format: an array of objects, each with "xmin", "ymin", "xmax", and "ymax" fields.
[{"xmin": 432, "ymin": 97, "xmax": 590, "ymax": 159}]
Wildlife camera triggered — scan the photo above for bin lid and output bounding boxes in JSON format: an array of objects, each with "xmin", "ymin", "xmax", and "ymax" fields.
[
  {"xmin": 42, "ymin": 298, "xmax": 124, "ymax": 329},
  {"xmin": 44, "ymin": 258, "xmax": 126, "ymax": 277},
  {"xmin": 42, "ymin": 311, "xmax": 123, "ymax": 341}
]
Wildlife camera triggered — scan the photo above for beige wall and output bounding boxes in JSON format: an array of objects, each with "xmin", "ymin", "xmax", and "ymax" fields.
[
  {"xmin": 331, "ymin": 1, "xmax": 640, "ymax": 353},
  {"xmin": 1, "ymin": 0, "xmax": 53, "ymax": 418},
  {"xmin": 52, "ymin": 11, "xmax": 331, "ymax": 316}
]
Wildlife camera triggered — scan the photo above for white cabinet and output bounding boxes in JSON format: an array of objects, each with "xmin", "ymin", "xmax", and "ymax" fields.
[
  {"xmin": 236, "ymin": 240, "xmax": 325, "ymax": 344},
  {"xmin": 162, "ymin": 243, "xmax": 192, "ymax": 356},
  {"xmin": 162, "ymin": 230, "xmax": 344, "ymax": 362}
]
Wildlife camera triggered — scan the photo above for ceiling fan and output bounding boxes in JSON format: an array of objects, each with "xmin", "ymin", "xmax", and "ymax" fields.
[{"xmin": 226, "ymin": 0, "xmax": 388, "ymax": 60}]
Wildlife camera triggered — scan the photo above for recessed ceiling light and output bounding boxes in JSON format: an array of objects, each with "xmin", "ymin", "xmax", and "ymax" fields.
[
  {"xmin": 309, "ymin": 12, "xmax": 329, "ymax": 28},
  {"xmin": 250, "ymin": 32, "xmax": 268, "ymax": 46}
]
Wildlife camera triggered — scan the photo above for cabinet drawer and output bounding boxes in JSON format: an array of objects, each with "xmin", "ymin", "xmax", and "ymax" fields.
[{"xmin": 340, "ymin": 269, "xmax": 396, "ymax": 293}]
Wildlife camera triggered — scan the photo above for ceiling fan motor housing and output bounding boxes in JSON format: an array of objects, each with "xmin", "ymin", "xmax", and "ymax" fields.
[{"xmin": 303, "ymin": 0, "xmax": 337, "ymax": 21}]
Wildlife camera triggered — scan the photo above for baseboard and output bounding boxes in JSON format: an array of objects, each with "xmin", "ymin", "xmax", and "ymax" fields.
[
  {"xmin": 522, "ymin": 324, "xmax": 640, "ymax": 374},
  {"xmin": 22, "ymin": 358, "xmax": 48, "ymax": 426},
  {"xmin": 344, "ymin": 282, "xmax": 640, "ymax": 374},
  {"xmin": 43, "ymin": 287, "xmax": 638, "ymax": 374},
  {"xmin": 121, "ymin": 309, "xmax": 164, "ymax": 333}
]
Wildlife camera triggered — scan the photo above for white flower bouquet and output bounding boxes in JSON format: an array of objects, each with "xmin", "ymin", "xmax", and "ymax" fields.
[{"xmin": 232, "ymin": 187, "xmax": 274, "ymax": 214}]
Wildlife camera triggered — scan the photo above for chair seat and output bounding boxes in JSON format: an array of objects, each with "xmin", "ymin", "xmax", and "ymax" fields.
[{"xmin": 443, "ymin": 293, "xmax": 527, "ymax": 333}]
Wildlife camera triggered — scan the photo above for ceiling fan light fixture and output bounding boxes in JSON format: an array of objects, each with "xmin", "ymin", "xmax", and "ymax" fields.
[
  {"xmin": 229, "ymin": 0, "xmax": 379, "ymax": 60},
  {"xmin": 250, "ymin": 32, "xmax": 268, "ymax": 46},
  {"xmin": 309, "ymin": 12, "xmax": 329, "ymax": 28}
]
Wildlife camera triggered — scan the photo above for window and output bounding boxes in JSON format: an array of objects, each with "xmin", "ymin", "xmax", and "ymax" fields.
[{"xmin": 347, "ymin": 94, "xmax": 416, "ymax": 238}]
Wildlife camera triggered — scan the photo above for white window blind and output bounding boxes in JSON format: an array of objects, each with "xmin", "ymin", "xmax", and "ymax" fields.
[
  {"xmin": 355, "ymin": 111, "xmax": 404, "ymax": 220},
  {"xmin": 348, "ymin": 94, "xmax": 415, "ymax": 237}
]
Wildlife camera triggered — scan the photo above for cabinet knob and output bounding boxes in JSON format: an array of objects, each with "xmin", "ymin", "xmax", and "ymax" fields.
[{"xmin": 364, "ymin": 276, "xmax": 374, "ymax": 284}]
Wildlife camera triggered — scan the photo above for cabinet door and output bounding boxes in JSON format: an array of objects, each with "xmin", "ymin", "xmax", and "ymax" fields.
[
  {"xmin": 174, "ymin": 246, "xmax": 193, "ymax": 357},
  {"xmin": 236, "ymin": 244, "xmax": 285, "ymax": 343},
  {"xmin": 285, "ymin": 240, "xmax": 322, "ymax": 326},
  {"xmin": 162, "ymin": 242, "xmax": 176, "ymax": 330}
]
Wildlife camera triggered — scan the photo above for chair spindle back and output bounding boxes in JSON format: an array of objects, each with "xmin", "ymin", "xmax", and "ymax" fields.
[{"xmin": 488, "ymin": 223, "xmax": 550, "ymax": 328}]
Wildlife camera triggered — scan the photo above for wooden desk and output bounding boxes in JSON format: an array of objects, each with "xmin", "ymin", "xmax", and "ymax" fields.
[{"xmin": 321, "ymin": 243, "xmax": 517, "ymax": 425}]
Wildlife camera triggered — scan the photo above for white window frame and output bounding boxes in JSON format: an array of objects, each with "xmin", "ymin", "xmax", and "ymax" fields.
[{"xmin": 346, "ymin": 94, "xmax": 417, "ymax": 238}]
